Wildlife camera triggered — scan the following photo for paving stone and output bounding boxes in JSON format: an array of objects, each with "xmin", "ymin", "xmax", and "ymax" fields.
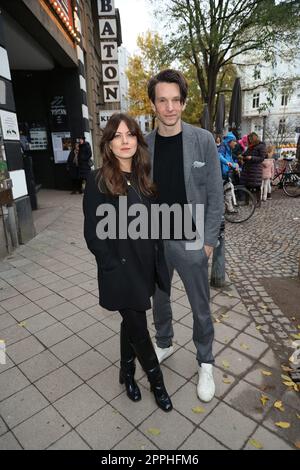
[
  {"xmin": 215, "ymin": 347, "xmax": 254, "ymax": 376},
  {"xmin": 244, "ymin": 426, "xmax": 294, "ymax": 450},
  {"xmin": 180, "ymin": 428, "xmax": 227, "ymax": 450},
  {"xmin": 35, "ymin": 366, "xmax": 83, "ymax": 402},
  {"xmin": 214, "ymin": 322, "xmax": 240, "ymax": 345},
  {"xmin": 76, "ymin": 404, "xmax": 134, "ymax": 450},
  {"xmin": 114, "ymin": 429, "xmax": 158, "ymax": 450},
  {"xmin": 62, "ymin": 311, "xmax": 97, "ymax": 333},
  {"xmin": 0, "ymin": 430, "xmax": 22, "ymax": 451},
  {"xmin": 111, "ymin": 385, "xmax": 157, "ymax": 426},
  {"xmin": 139, "ymin": 409, "xmax": 194, "ymax": 450},
  {"xmin": 95, "ymin": 334, "xmax": 120, "ymax": 364},
  {"xmin": 68, "ymin": 349, "xmax": 111, "ymax": 381},
  {"xmin": 22, "ymin": 312, "xmax": 57, "ymax": 334},
  {"xmin": 18, "ymin": 350, "xmax": 63, "ymax": 382},
  {"xmin": 13, "ymin": 406, "xmax": 71, "ymax": 450},
  {"xmin": 231, "ymin": 332, "xmax": 268, "ymax": 359},
  {"xmin": 87, "ymin": 365, "xmax": 123, "ymax": 402},
  {"xmin": 201, "ymin": 402, "xmax": 257, "ymax": 450},
  {"xmin": 173, "ymin": 322, "xmax": 192, "ymax": 346},
  {"xmin": 0, "ymin": 385, "xmax": 49, "ymax": 428},
  {"xmin": 35, "ymin": 323, "xmax": 73, "ymax": 348},
  {"xmin": 163, "ymin": 347, "xmax": 197, "ymax": 380},
  {"xmin": 9, "ymin": 303, "xmax": 43, "ymax": 322},
  {"xmin": 50, "ymin": 335, "xmax": 91, "ymax": 363},
  {"xmin": 0, "ymin": 367, "xmax": 30, "ymax": 401},
  {"xmin": 0, "ymin": 312, "xmax": 17, "ymax": 330},
  {"xmin": 25, "ymin": 287, "xmax": 54, "ymax": 301},
  {"xmin": 263, "ymin": 403, "xmax": 300, "ymax": 445},
  {"xmin": 0, "ymin": 294, "xmax": 31, "ymax": 311},
  {"xmin": 53, "ymin": 384, "xmax": 105, "ymax": 427},
  {"xmin": 7, "ymin": 336, "xmax": 45, "ymax": 364},
  {"xmin": 48, "ymin": 431, "xmax": 90, "ymax": 450},
  {"xmin": 172, "ymin": 381, "xmax": 219, "ymax": 424},
  {"xmin": 77, "ymin": 322, "xmax": 115, "ymax": 347},
  {"xmin": 47, "ymin": 302, "xmax": 80, "ymax": 321},
  {"xmin": 35, "ymin": 294, "xmax": 65, "ymax": 310},
  {"xmin": 0, "ymin": 416, "xmax": 7, "ymax": 436}
]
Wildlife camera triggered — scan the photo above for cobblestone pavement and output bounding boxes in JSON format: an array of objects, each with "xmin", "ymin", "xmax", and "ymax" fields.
[{"xmin": 0, "ymin": 189, "xmax": 299, "ymax": 450}]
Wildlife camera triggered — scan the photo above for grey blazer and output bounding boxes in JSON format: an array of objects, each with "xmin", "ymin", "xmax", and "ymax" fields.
[{"xmin": 145, "ymin": 121, "xmax": 223, "ymax": 247}]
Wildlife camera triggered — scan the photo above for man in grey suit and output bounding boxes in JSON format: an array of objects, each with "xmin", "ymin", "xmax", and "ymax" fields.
[{"xmin": 145, "ymin": 69, "xmax": 223, "ymax": 402}]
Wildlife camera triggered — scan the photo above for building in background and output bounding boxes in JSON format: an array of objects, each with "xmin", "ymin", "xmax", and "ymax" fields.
[
  {"xmin": 0, "ymin": 0, "xmax": 123, "ymax": 257},
  {"xmin": 240, "ymin": 51, "xmax": 300, "ymax": 152},
  {"xmin": 118, "ymin": 46, "xmax": 129, "ymax": 112}
]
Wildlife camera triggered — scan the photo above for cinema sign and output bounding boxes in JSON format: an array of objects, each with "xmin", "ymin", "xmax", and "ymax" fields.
[{"xmin": 98, "ymin": 0, "xmax": 120, "ymax": 104}]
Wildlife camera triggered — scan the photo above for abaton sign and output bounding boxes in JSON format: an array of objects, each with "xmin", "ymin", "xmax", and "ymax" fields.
[{"xmin": 98, "ymin": 0, "xmax": 120, "ymax": 103}]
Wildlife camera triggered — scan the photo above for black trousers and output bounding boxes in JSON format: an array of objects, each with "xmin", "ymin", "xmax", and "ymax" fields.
[
  {"xmin": 71, "ymin": 178, "xmax": 82, "ymax": 192},
  {"xmin": 119, "ymin": 309, "xmax": 148, "ymax": 344}
]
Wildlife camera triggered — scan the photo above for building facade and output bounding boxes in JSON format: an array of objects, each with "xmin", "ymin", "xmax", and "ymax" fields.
[
  {"xmin": 240, "ymin": 52, "xmax": 300, "ymax": 151},
  {"xmin": 0, "ymin": 0, "xmax": 123, "ymax": 257}
]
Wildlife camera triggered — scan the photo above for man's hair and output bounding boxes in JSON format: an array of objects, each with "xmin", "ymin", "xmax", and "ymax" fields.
[{"xmin": 148, "ymin": 69, "xmax": 188, "ymax": 104}]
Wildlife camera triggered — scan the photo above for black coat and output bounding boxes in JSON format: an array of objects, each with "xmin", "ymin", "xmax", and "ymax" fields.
[
  {"xmin": 78, "ymin": 142, "xmax": 92, "ymax": 179},
  {"xmin": 240, "ymin": 141, "xmax": 266, "ymax": 188},
  {"xmin": 83, "ymin": 171, "xmax": 170, "ymax": 311},
  {"xmin": 67, "ymin": 150, "xmax": 80, "ymax": 180}
]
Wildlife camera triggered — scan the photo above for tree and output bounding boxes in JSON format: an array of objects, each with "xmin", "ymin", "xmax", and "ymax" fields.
[
  {"xmin": 126, "ymin": 31, "xmax": 170, "ymax": 128},
  {"xmin": 150, "ymin": 0, "xmax": 300, "ymax": 131}
]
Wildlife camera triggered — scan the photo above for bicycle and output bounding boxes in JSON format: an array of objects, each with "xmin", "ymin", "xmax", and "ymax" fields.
[
  {"xmin": 224, "ymin": 175, "xmax": 256, "ymax": 223},
  {"xmin": 271, "ymin": 158, "xmax": 300, "ymax": 197}
]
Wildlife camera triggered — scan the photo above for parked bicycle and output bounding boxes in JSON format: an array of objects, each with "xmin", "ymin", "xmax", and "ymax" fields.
[
  {"xmin": 271, "ymin": 157, "xmax": 300, "ymax": 197},
  {"xmin": 224, "ymin": 176, "xmax": 256, "ymax": 223}
]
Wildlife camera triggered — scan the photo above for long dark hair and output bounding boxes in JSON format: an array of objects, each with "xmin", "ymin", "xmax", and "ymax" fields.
[{"xmin": 96, "ymin": 113, "xmax": 155, "ymax": 197}]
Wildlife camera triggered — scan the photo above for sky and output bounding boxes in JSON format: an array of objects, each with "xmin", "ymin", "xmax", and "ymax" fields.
[{"xmin": 115, "ymin": 0, "xmax": 158, "ymax": 54}]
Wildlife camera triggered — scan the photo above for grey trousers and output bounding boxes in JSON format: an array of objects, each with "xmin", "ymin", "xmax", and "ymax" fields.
[{"xmin": 153, "ymin": 240, "xmax": 214, "ymax": 365}]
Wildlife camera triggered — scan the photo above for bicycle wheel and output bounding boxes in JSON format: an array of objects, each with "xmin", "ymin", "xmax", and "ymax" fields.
[
  {"xmin": 283, "ymin": 172, "xmax": 300, "ymax": 197},
  {"xmin": 224, "ymin": 186, "xmax": 256, "ymax": 223}
]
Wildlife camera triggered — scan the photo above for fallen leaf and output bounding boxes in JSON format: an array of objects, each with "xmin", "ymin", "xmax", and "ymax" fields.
[
  {"xmin": 275, "ymin": 422, "xmax": 290, "ymax": 429},
  {"xmin": 223, "ymin": 378, "xmax": 232, "ymax": 385},
  {"xmin": 274, "ymin": 401, "xmax": 285, "ymax": 412},
  {"xmin": 296, "ymin": 414, "xmax": 300, "ymax": 420},
  {"xmin": 192, "ymin": 406, "xmax": 205, "ymax": 414},
  {"xmin": 215, "ymin": 319, "xmax": 221, "ymax": 324},
  {"xmin": 291, "ymin": 333, "xmax": 300, "ymax": 340},
  {"xmin": 148, "ymin": 428, "xmax": 161, "ymax": 436},
  {"xmin": 295, "ymin": 441, "xmax": 300, "ymax": 449},
  {"xmin": 256, "ymin": 326, "xmax": 262, "ymax": 331},
  {"xmin": 281, "ymin": 365, "xmax": 293, "ymax": 372},
  {"xmin": 240, "ymin": 343, "xmax": 249, "ymax": 350},
  {"xmin": 222, "ymin": 360, "xmax": 230, "ymax": 369},
  {"xmin": 261, "ymin": 370, "xmax": 272, "ymax": 377},
  {"xmin": 19, "ymin": 322, "xmax": 26, "ymax": 328},
  {"xmin": 281, "ymin": 374, "xmax": 292, "ymax": 381},
  {"xmin": 249, "ymin": 438, "xmax": 263, "ymax": 449},
  {"xmin": 297, "ymin": 325, "xmax": 300, "ymax": 330},
  {"xmin": 283, "ymin": 381, "xmax": 295, "ymax": 388},
  {"xmin": 260, "ymin": 395, "xmax": 270, "ymax": 406},
  {"xmin": 221, "ymin": 314, "xmax": 229, "ymax": 319},
  {"xmin": 291, "ymin": 317, "xmax": 296, "ymax": 321}
]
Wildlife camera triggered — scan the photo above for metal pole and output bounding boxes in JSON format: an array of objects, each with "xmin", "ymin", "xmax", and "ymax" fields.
[{"xmin": 210, "ymin": 217, "xmax": 226, "ymax": 288}]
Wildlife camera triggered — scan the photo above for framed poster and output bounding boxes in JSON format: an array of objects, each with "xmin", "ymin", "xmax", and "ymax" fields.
[
  {"xmin": 29, "ymin": 128, "xmax": 48, "ymax": 151},
  {"xmin": 51, "ymin": 132, "xmax": 72, "ymax": 164},
  {"xmin": 0, "ymin": 110, "xmax": 20, "ymax": 141}
]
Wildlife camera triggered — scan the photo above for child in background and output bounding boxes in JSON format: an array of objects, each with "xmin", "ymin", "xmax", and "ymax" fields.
[{"xmin": 261, "ymin": 145, "xmax": 275, "ymax": 201}]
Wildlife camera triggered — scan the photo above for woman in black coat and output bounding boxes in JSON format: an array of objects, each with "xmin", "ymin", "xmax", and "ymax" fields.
[
  {"xmin": 78, "ymin": 137, "xmax": 92, "ymax": 182},
  {"xmin": 83, "ymin": 113, "xmax": 172, "ymax": 412},
  {"xmin": 67, "ymin": 142, "xmax": 82, "ymax": 194},
  {"xmin": 240, "ymin": 132, "xmax": 266, "ymax": 206}
]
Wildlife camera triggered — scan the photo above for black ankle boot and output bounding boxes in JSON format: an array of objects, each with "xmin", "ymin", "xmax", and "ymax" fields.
[
  {"xmin": 132, "ymin": 335, "xmax": 173, "ymax": 412},
  {"xmin": 119, "ymin": 322, "xmax": 141, "ymax": 402},
  {"xmin": 119, "ymin": 358, "xmax": 141, "ymax": 402}
]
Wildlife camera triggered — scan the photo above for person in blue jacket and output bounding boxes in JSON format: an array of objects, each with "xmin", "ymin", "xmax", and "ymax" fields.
[{"xmin": 217, "ymin": 132, "xmax": 239, "ymax": 213}]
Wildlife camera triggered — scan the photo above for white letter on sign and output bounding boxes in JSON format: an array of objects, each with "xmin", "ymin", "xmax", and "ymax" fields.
[
  {"xmin": 102, "ymin": 64, "xmax": 119, "ymax": 82},
  {"xmin": 98, "ymin": 0, "xmax": 115, "ymax": 15},
  {"xmin": 99, "ymin": 19, "xmax": 117, "ymax": 38}
]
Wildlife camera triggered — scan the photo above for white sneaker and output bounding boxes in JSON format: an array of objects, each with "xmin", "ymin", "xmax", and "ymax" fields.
[
  {"xmin": 154, "ymin": 344, "xmax": 174, "ymax": 364},
  {"xmin": 197, "ymin": 363, "xmax": 215, "ymax": 402}
]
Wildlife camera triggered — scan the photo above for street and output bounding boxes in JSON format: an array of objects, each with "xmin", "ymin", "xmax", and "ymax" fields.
[{"xmin": 0, "ymin": 189, "xmax": 299, "ymax": 450}]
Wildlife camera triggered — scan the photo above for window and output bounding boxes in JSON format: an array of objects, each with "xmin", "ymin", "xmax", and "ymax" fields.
[
  {"xmin": 278, "ymin": 118, "xmax": 286, "ymax": 134},
  {"xmin": 281, "ymin": 93, "xmax": 288, "ymax": 106},
  {"xmin": 253, "ymin": 69, "xmax": 261, "ymax": 80},
  {"xmin": 254, "ymin": 124, "xmax": 262, "ymax": 133},
  {"xmin": 252, "ymin": 93, "xmax": 260, "ymax": 109}
]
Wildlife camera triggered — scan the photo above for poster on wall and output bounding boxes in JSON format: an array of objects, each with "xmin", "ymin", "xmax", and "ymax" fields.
[
  {"xmin": 0, "ymin": 110, "xmax": 20, "ymax": 141},
  {"xmin": 51, "ymin": 132, "xmax": 72, "ymax": 164},
  {"xmin": 29, "ymin": 128, "xmax": 48, "ymax": 151}
]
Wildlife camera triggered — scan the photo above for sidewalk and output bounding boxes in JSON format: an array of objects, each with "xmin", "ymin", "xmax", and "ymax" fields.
[{"xmin": 0, "ymin": 189, "xmax": 299, "ymax": 450}]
